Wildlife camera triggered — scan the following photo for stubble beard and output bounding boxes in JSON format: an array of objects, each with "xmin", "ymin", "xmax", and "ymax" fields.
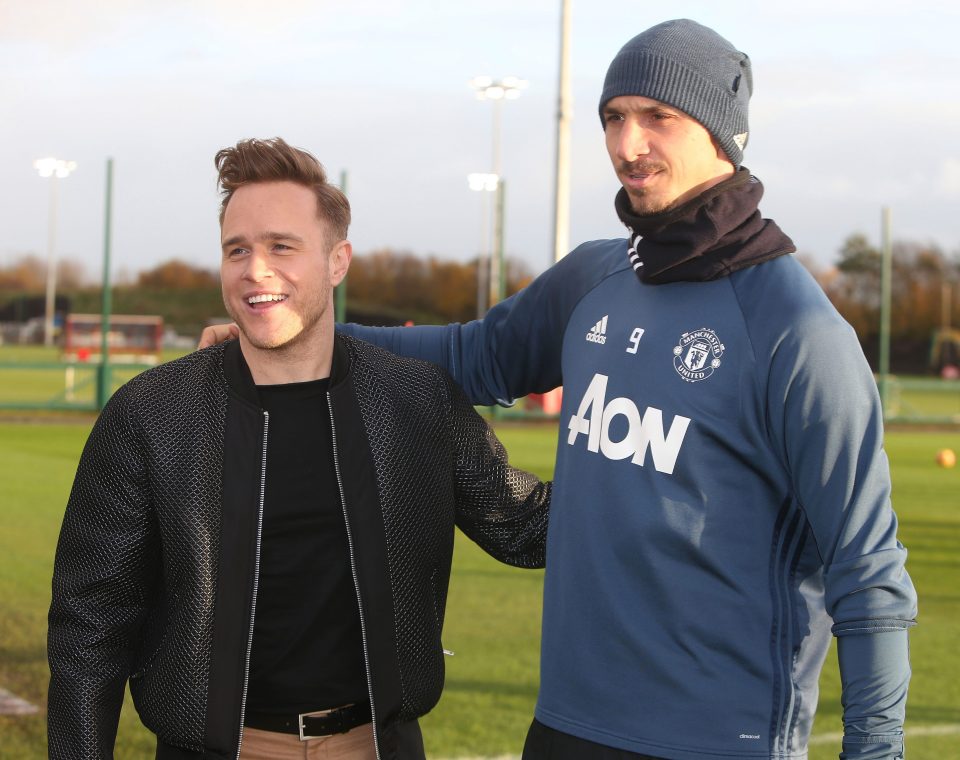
[
  {"xmin": 627, "ymin": 189, "xmax": 674, "ymax": 217},
  {"xmin": 223, "ymin": 297, "xmax": 329, "ymax": 354},
  {"xmin": 619, "ymin": 159, "xmax": 677, "ymax": 217}
]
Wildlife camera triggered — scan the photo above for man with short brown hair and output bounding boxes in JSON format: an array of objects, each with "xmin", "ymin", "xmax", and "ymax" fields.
[{"xmin": 48, "ymin": 137, "xmax": 551, "ymax": 760}]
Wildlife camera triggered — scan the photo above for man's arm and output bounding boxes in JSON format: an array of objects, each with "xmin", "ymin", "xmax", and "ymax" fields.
[
  {"xmin": 201, "ymin": 320, "xmax": 516, "ymax": 405},
  {"xmin": 441, "ymin": 372, "xmax": 550, "ymax": 567},
  {"xmin": 837, "ymin": 631, "xmax": 912, "ymax": 759},
  {"xmin": 768, "ymin": 310, "xmax": 916, "ymax": 759},
  {"xmin": 342, "ymin": 251, "xmax": 597, "ymax": 404},
  {"xmin": 48, "ymin": 389, "xmax": 158, "ymax": 759},
  {"xmin": 198, "ymin": 322, "xmax": 239, "ymax": 347},
  {"xmin": 200, "ymin": 244, "xmax": 603, "ymax": 405},
  {"xmin": 344, "ymin": 246, "xmax": 609, "ymax": 404}
]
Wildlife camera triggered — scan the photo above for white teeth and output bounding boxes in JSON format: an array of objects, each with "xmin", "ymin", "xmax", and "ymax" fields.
[{"xmin": 247, "ymin": 294, "xmax": 287, "ymax": 305}]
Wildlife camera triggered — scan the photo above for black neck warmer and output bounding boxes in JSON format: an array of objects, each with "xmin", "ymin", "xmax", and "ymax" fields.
[{"xmin": 615, "ymin": 167, "xmax": 796, "ymax": 285}]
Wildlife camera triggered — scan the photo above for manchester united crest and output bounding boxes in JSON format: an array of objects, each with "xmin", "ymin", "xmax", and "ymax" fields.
[{"xmin": 673, "ymin": 328, "xmax": 724, "ymax": 383}]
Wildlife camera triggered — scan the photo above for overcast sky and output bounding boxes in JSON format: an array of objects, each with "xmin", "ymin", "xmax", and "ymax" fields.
[{"xmin": 2, "ymin": 0, "xmax": 958, "ymax": 284}]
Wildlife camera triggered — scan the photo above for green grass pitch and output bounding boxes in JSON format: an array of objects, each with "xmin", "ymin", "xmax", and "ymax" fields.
[{"xmin": 1, "ymin": 420, "xmax": 957, "ymax": 758}]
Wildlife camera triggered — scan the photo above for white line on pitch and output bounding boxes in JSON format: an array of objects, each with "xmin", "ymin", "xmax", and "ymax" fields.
[{"xmin": 0, "ymin": 686, "xmax": 39, "ymax": 715}]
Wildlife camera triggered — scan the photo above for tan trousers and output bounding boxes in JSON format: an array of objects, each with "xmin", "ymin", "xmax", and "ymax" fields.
[{"xmin": 239, "ymin": 722, "xmax": 377, "ymax": 760}]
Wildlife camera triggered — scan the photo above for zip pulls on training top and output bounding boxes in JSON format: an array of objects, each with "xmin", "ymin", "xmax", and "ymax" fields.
[
  {"xmin": 235, "ymin": 410, "xmax": 269, "ymax": 760},
  {"xmin": 232, "ymin": 399, "xmax": 381, "ymax": 759},
  {"xmin": 328, "ymin": 392, "xmax": 382, "ymax": 760}
]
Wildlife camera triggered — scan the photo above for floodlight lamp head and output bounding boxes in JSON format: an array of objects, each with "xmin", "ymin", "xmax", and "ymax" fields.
[
  {"xmin": 467, "ymin": 173, "xmax": 500, "ymax": 192},
  {"xmin": 34, "ymin": 157, "xmax": 77, "ymax": 179}
]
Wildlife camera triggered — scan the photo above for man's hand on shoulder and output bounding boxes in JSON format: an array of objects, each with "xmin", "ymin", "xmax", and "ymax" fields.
[{"xmin": 198, "ymin": 323, "xmax": 239, "ymax": 349}]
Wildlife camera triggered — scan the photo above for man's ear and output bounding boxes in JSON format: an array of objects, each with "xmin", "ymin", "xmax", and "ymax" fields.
[
  {"xmin": 330, "ymin": 239, "xmax": 352, "ymax": 287},
  {"xmin": 711, "ymin": 136, "xmax": 735, "ymax": 169}
]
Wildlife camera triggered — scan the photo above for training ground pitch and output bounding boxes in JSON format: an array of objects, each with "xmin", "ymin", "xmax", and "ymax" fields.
[{"xmin": 1, "ymin": 421, "xmax": 957, "ymax": 758}]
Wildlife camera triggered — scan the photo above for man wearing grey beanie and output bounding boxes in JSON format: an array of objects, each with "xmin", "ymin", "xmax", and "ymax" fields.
[{"xmin": 205, "ymin": 18, "xmax": 916, "ymax": 760}]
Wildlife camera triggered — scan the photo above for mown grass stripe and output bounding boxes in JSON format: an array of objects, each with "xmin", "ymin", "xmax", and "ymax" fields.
[{"xmin": 2, "ymin": 423, "xmax": 958, "ymax": 759}]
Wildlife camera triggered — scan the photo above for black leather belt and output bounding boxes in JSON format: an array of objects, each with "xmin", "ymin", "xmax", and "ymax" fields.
[{"xmin": 244, "ymin": 701, "xmax": 372, "ymax": 740}]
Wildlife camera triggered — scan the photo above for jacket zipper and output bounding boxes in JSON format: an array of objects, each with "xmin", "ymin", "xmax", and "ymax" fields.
[
  {"xmin": 235, "ymin": 410, "xmax": 269, "ymax": 760},
  {"xmin": 328, "ymin": 392, "xmax": 382, "ymax": 760}
]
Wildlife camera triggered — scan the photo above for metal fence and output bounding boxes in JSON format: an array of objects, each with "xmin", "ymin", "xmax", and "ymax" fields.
[
  {"xmin": 0, "ymin": 361, "xmax": 154, "ymax": 411},
  {"xmin": 883, "ymin": 376, "xmax": 960, "ymax": 425},
  {"xmin": 1, "ymin": 362, "xmax": 958, "ymax": 425}
]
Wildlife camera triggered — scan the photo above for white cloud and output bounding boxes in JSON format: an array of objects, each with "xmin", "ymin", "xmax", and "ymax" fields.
[
  {"xmin": 936, "ymin": 159, "xmax": 960, "ymax": 198},
  {"xmin": 761, "ymin": 0, "xmax": 958, "ymax": 18},
  {"xmin": 2, "ymin": 0, "xmax": 958, "ymax": 278}
]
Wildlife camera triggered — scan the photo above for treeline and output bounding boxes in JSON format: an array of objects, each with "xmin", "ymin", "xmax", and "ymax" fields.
[
  {"xmin": 0, "ymin": 250, "xmax": 534, "ymax": 337},
  {"xmin": 345, "ymin": 248, "xmax": 533, "ymax": 324},
  {"xmin": 808, "ymin": 235, "xmax": 960, "ymax": 373},
  {"xmin": 0, "ymin": 254, "xmax": 87, "ymax": 292},
  {"xmin": 2, "ymin": 239, "xmax": 957, "ymax": 372}
]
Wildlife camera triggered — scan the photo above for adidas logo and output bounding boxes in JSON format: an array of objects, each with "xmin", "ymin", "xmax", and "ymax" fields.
[{"xmin": 586, "ymin": 315, "xmax": 608, "ymax": 345}]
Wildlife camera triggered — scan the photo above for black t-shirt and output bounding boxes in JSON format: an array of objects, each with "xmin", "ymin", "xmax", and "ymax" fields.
[{"xmin": 245, "ymin": 378, "xmax": 367, "ymax": 713}]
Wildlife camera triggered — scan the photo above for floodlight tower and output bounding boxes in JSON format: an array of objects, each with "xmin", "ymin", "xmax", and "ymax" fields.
[
  {"xmin": 470, "ymin": 76, "xmax": 526, "ymax": 309},
  {"xmin": 467, "ymin": 172, "xmax": 500, "ymax": 317},
  {"xmin": 34, "ymin": 157, "xmax": 77, "ymax": 347},
  {"xmin": 553, "ymin": 0, "xmax": 572, "ymax": 263}
]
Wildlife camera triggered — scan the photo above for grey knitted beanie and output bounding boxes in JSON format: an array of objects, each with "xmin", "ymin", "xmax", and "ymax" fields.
[{"xmin": 599, "ymin": 19, "xmax": 752, "ymax": 167}]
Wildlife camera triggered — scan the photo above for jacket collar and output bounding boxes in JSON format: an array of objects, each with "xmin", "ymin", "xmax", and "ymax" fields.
[
  {"xmin": 615, "ymin": 167, "xmax": 796, "ymax": 284},
  {"xmin": 221, "ymin": 333, "xmax": 351, "ymax": 406}
]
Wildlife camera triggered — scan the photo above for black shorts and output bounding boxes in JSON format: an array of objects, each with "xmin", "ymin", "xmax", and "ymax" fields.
[{"xmin": 522, "ymin": 718, "xmax": 664, "ymax": 760}]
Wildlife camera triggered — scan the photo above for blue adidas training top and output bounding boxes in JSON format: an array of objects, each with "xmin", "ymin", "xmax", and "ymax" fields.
[{"xmin": 343, "ymin": 241, "xmax": 917, "ymax": 759}]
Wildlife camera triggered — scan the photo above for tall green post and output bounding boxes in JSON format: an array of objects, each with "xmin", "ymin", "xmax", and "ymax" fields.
[
  {"xmin": 96, "ymin": 158, "xmax": 114, "ymax": 410},
  {"xmin": 878, "ymin": 206, "xmax": 892, "ymax": 418},
  {"xmin": 335, "ymin": 169, "xmax": 348, "ymax": 324}
]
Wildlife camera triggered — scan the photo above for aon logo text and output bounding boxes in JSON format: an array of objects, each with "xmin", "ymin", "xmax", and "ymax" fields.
[{"xmin": 567, "ymin": 373, "xmax": 691, "ymax": 475}]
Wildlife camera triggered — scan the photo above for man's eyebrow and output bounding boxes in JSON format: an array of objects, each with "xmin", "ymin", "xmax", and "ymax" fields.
[
  {"xmin": 221, "ymin": 231, "xmax": 305, "ymax": 249},
  {"xmin": 606, "ymin": 103, "xmax": 675, "ymax": 116},
  {"xmin": 260, "ymin": 231, "xmax": 305, "ymax": 243},
  {"xmin": 221, "ymin": 234, "xmax": 247, "ymax": 249}
]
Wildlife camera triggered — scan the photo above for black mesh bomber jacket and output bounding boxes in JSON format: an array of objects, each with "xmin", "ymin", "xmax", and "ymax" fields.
[{"xmin": 48, "ymin": 335, "xmax": 550, "ymax": 760}]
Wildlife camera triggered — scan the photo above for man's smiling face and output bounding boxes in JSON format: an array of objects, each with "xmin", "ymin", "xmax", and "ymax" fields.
[{"xmin": 220, "ymin": 180, "xmax": 346, "ymax": 354}]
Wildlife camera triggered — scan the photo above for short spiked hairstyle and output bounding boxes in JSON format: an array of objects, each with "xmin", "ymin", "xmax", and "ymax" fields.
[{"xmin": 214, "ymin": 137, "xmax": 350, "ymax": 244}]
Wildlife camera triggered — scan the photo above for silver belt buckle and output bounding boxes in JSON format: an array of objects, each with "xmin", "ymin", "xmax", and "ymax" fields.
[{"xmin": 298, "ymin": 704, "xmax": 350, "ymax": 741}]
